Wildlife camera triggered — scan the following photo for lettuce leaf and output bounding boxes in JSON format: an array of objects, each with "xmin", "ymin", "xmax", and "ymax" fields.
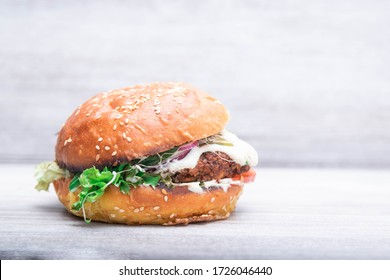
[
  {"xmin": 68, "ymin": 164, "xmax": 161, "ymax": 223},
  {"xmin": 34, "ymin": 161, "xmax": 70, "ymax": 191}
]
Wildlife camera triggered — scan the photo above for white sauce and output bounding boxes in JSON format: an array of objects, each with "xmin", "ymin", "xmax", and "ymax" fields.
[
  {"xmin": 165, "ymin": 130, "xmax": 258, "ymax": 173},
  {"xmin": 173, "ymin": 178, "xmax": 243, "ymax": 194}
]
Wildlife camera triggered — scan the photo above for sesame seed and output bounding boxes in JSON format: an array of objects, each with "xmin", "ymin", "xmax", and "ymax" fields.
[
  {"xmin": 96, "ymin": 145, "xmax": 100, "ymax": 150},
  {"xmin": 64, "ymin": 140, "xmax": 68, "ymax": 146},
  {"xmin": 112, "ymin": 151, "xmax": 117, "ymax": 156},
  {"xmin": 113, "ymin": 124, "xmax": 117, "ymax": 130},
  {"xmin": 96, "ymin": 155, "xmax": 100, "ymax": 161},
  {"xmin": 114, "ymin": 207, "xmax": 119, "ymax": 210},
  {"xmin": 125, "ymin": 118, "xmax": 129, "ymax": 124},
  {"xmin": 110, "ymin": 214, "xmax": 116, "ymax": 218},
  {"xmin": 119, "ymin": 209, "xmax": 125, "ymax": 213},
  {"xmin": 153, "ymin": 206, "xmax": 160, "ymax": 211},
  {"xmin": 122, "ymin": 132, "xmax": 126, "ymax": 139},
  {"xmin": 170, "ymin": 213, "xmax": 175, "ymax": 219},
  {"xmin": 96, "ymin": 115, "xmax": 102, "ymax": 119},
  {"xmin": 127, "ymin": 137, "xmax": 132, "ymax": 142},
  {"xmin": 134, "ymin": 208, "xmax": 140, "ymax": 213},
  {"xmin": 119, "ymin": 121, "xmax": 124, "ymax": 126},
  {"xmin": 161, "ymin": 189, "xmax": 167, "ymax": 195},
  {"xmin": 67, "ymin": 137, "xmax": 72, "ymax": 142},
  {"xmin": 139, "ymin": 207, "xmax": 144, "ymax": 211},
  {"xmin": 157, "ymin": 214, "xmax": 162, "ymax": 218},
  {"xmin": 211, "ymin": 197, "xmax": 216, "ymax": 203},
  {"xmin": 105, "ymin": 146, "xmax": 110, "ymax": 151},
  {"xmin": 164, "ymin": 196, "xmax": 168, "ymax": 202},
  {"xmin": 98, "ymin": 137, "xmax": 103, "ymax": 142}
]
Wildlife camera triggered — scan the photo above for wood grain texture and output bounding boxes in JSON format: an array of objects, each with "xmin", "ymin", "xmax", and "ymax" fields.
[
  {"xmin": 1, "ymin": 0, "xmax": 390, "ymax": 167},
  {"xmin": 0, "ymin": 165, "xmax": 389, "ymax": 260}
]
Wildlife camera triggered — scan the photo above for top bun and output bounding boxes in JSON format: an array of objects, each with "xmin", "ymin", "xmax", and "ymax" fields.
[{"xmin": 55, "ymin": 82, "xmax": 229, "ymax": 172}]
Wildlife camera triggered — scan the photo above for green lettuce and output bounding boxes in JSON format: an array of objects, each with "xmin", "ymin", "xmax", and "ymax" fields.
[{"xmin": 69, "ymin": 164, "xmax": 161, "ymax": 223}]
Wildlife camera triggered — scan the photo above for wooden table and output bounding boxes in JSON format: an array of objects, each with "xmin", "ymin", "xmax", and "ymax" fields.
[{"xmin": 0, "ymin": 165, "xmax": 389, "ymax": 259}]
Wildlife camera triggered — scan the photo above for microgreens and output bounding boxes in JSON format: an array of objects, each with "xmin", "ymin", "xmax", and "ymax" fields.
[{"xmin": 69, "ymin": 164, "xmax": 160, "ymax": 223}]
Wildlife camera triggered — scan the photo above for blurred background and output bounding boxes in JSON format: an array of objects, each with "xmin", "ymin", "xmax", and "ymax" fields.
[{"xmin": 0, "ymin": 0, "xmax": 389, "ymax": 168}]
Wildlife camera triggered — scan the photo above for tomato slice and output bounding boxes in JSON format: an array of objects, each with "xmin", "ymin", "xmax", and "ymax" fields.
[{"xmin": 232, "ymin": 168, "xmax": 256, "ymax": 183}]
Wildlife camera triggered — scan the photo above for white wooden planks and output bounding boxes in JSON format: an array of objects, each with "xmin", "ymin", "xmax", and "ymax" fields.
[{"xmin": 0, "ymin": 165, "xmax": 389, "ymax": 259}]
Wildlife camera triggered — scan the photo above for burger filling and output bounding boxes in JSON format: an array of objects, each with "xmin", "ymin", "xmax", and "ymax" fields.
[
  {"xmin": 172, "ymin": 152, "xmax": 250, "ymax": 183},
  {"xmin": 35, "ymin": 130, "xmax": 258, "ymax": 222}
]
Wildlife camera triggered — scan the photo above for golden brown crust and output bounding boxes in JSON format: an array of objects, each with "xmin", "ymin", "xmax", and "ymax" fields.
[
  {"xmin": 55, "ymin": 82, "xmax": 229, "ymax": 172},
  {"xmin": 53, "ymin": 177, "xmax": 243, "ymax": 225}
]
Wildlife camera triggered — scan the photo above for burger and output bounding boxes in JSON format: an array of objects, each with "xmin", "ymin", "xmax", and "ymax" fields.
[{"xmin": 35, "ymin": 82, "xmax": 258, "ymax": 225}]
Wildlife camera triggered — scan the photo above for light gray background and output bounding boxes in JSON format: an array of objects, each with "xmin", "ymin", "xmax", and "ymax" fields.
[{"xmin": 1, "ymin": 0, "xmax": 390, "ymax": 167}]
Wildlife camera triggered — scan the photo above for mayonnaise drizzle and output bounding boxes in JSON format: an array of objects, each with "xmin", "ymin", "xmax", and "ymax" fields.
[{"xmin": 172, "ymin": 178, "xmax": 244, "ymax": 194}]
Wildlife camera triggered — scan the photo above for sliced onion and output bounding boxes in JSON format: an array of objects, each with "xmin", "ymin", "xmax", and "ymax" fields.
[{"xmin": 176, "ymin": 141, "xmax": 198, "ymax": 160}]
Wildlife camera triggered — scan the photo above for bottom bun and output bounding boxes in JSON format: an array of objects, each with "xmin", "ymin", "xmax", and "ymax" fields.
[{"xmin": 53, "ymin": 178, "xmax": 243, "ymax": 225}]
